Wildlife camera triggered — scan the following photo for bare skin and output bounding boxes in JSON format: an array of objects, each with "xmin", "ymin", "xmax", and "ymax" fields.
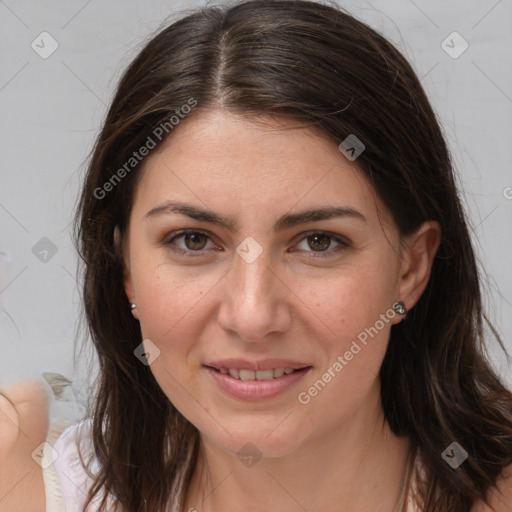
[
  {"xmin": 121, "ymin": 110, "xmax": 441, "ymax": 511},
  {"xmin": 0, "ymin": 379, "xmax": 49, "ymax": 512},
  {"xmin": 1, "ymin": 111, "xmax": 510, "ymax": 511}
]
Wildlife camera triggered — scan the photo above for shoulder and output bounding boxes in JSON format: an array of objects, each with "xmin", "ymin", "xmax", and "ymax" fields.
[
  {"xmin": 54, "ymin": 417, "xmax": 93, "ymax": 450},
  {"xmin": 471, "ymin": 463, "xmax": 512, "ymax": 512},
  {"xmin": 0, "ymin": 379, "xmax": 51, "ymax": 512},
  {"xmin": 53, "ymin": 417, "xmax": 97, "ymax": 480},
  {"xmin": 50, "ymin": 418, "xmax": 103, "ymax": 510},
  {"xmin": 0, "ymin": 378, "xmax": 50, "ymax": 447}
]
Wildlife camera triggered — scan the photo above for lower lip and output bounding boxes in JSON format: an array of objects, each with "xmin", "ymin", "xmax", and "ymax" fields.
[{"xmin": 204, "ymin": 366, "xmax": 312, "ymax": 400}]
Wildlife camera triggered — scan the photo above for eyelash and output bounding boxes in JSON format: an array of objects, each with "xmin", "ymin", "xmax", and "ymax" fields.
[{"xmin": 163, "ymin": 229, "xmax": 350, "ymax": 258}]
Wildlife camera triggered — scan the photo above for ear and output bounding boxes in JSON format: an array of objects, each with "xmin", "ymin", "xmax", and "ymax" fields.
[
  {"xmin": 396, "ymin": 220, "xmax": 441, "ymax": 317},
  {"xmin": 114, "ymin": 225, "xmax": 139, "ymax": 320}
]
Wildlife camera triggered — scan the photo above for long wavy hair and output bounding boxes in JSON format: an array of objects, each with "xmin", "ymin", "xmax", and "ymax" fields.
[{"xmin": 72, "ymin": 1, "xmax": 512, "ymax": 510}]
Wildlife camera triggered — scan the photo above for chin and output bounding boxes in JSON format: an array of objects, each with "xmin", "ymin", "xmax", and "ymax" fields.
[{"xmin": 204, "ymin": 421, "xmax": 308, "ymax": 460}]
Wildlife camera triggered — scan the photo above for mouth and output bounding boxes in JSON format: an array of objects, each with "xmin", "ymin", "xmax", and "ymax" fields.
[
  {"xmin": 204, "ymin": 366, "xmax": 311, "ymax": 381},
  {"xmin": 203, "ymin": 363, "xmax": 313, "ymax": 400}
]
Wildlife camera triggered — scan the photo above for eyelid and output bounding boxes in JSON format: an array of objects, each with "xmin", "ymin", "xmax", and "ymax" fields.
[
  {"xmin": 164, "ymin": 229, "xmax": 218, "ymax": 256},
  {"xmin": 164, "ymin": 229, "xmax": 351, "ymax": 257},
  {"xmin": 292, "ymin": 231, "xmax": 350, "ymax": 255}
]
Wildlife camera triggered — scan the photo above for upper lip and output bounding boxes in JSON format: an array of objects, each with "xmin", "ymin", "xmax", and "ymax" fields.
[{"xmin": 204, "ymin": 359, "xmax": 312, "ymax": 371}]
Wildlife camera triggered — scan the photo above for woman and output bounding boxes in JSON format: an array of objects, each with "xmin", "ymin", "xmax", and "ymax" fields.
[{"xmin": 5, "ymin": 0, "xmax": 511, "ymax": 510}]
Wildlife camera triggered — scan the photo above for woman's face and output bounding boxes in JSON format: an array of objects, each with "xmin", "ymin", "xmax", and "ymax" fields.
[{"xmin": 122, "ymin": 111, "xmax": 415, "ymax": 457}]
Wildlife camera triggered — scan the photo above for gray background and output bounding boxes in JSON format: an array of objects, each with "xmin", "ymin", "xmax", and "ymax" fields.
[{"xmin": 1, "ymin": 0, "xmax": 511, "ymax": 406}]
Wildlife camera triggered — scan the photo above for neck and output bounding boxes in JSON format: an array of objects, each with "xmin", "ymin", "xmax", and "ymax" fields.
[{"xmin": 184, "ymin": 380, "xmax": 411, "ymax": 512}]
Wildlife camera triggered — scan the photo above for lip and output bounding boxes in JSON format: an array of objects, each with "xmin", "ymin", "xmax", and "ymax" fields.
[
  {"xmin": 204, "ymin": 365, "xmax": 313, "ymax": 400},
  {"xmin": 203, "ymin": 358, "xmax": 311, "ymax": 371}
]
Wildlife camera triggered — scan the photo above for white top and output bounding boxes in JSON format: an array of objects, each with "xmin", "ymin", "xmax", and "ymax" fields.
[
  {"xmin": 43, "ymin": 419, "xmax": 422, "ymax": 511},
  {"xmin": 43, "ymin": 419, "xmax": 108, "ymax": 512}
]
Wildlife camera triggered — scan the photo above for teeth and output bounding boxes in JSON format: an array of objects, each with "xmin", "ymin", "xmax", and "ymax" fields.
[
  {"xmin": 239, "ymin": 369, "xmax": 256, "ymax": 381},
  {"xmin": 256, "ymin": 370, "xmax": 274, "ymax": 380},
  {"xmin": 228, "ymin": 368, "xmax": 239, "ymax": 379},
  {"xmin": 217, "ymin": 367, "xmax": 301, "ymax": 380}
]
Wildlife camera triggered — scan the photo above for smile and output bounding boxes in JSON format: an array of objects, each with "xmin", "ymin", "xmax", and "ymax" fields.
[
  {"xmin": 208, "ymin": 367, "xmax": 300, "ymax": 380},
  {"xmin": 204, "ymin": 365, "xmax": 313, "ymax": 400}
]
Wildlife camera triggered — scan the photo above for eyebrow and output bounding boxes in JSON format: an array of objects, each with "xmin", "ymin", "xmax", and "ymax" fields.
[{"xmin": 144, "ymin": 201, "xmax": 367, "ymax": 231}]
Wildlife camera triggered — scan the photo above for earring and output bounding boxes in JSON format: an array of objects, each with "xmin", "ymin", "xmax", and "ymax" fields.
[
  {"xmin": 392, "ymin": 301, "xmax": 407, "ymax": 315},
  {"xmin": 130, "ymin": 303, "xmax": 137, "ymax": 310}
]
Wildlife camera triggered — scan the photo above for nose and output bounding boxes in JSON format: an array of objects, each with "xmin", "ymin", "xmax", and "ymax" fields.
[{"xmin": 217, "ymin": 248, "xmax": 293, "ymax": 343}]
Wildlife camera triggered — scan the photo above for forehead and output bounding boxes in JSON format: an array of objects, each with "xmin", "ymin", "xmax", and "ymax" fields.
[{"xmin": 131, "ymin": 110, "xmax": 390, "ymax": 229}]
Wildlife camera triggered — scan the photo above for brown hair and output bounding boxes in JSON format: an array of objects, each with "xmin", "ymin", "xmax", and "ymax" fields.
[{"xmin": 73, "ymin": 1, "xmax": 512, "ymax": 510}]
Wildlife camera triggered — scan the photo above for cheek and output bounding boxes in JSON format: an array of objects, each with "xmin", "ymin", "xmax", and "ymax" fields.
[
  {"xmin": 295, "ymin": 273, "xmax": 395, "ymax": 422},
  {"xmin": 134, "ymin": 277, "xmax": 203, "ymax": 419},
  {"xmin": 294, "ymin": 263, "xmax": 396, "ymax": 343},
  {"xmin": 290, "ymin": 262, "xmax": 398, "ymax": 405},
  {"xmin": 133, "ymin": 259, "xmax": 216, "ymax": 338},
  {"xmin": 131, "ymin": 263, "xmax": 220, "ymax": 396}
]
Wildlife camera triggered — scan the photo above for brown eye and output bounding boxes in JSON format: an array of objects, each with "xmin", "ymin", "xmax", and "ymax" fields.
[
  {"xmin": 182, "ymin": 232, "xmax": 208, "ymax": 250},
  {"xmin": 306, "ymin": 233, "xmax": 331, "ymax": 252},
  {"xmin": 294, "ymin": 231, "xmax": 350, "ymax": 258},
  {"xmin": 165, "ymin": 230, "xmax": 215, "ymax": 255}
]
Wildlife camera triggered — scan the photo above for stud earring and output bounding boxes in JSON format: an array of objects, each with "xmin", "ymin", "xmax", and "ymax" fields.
[
  {"xmin": 130, "ymin": 303, "xmax": 137, "ymax": 310},
  {"xmin": 392, "ymin": 301, "xmax": 407, "ymax": 315}
]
